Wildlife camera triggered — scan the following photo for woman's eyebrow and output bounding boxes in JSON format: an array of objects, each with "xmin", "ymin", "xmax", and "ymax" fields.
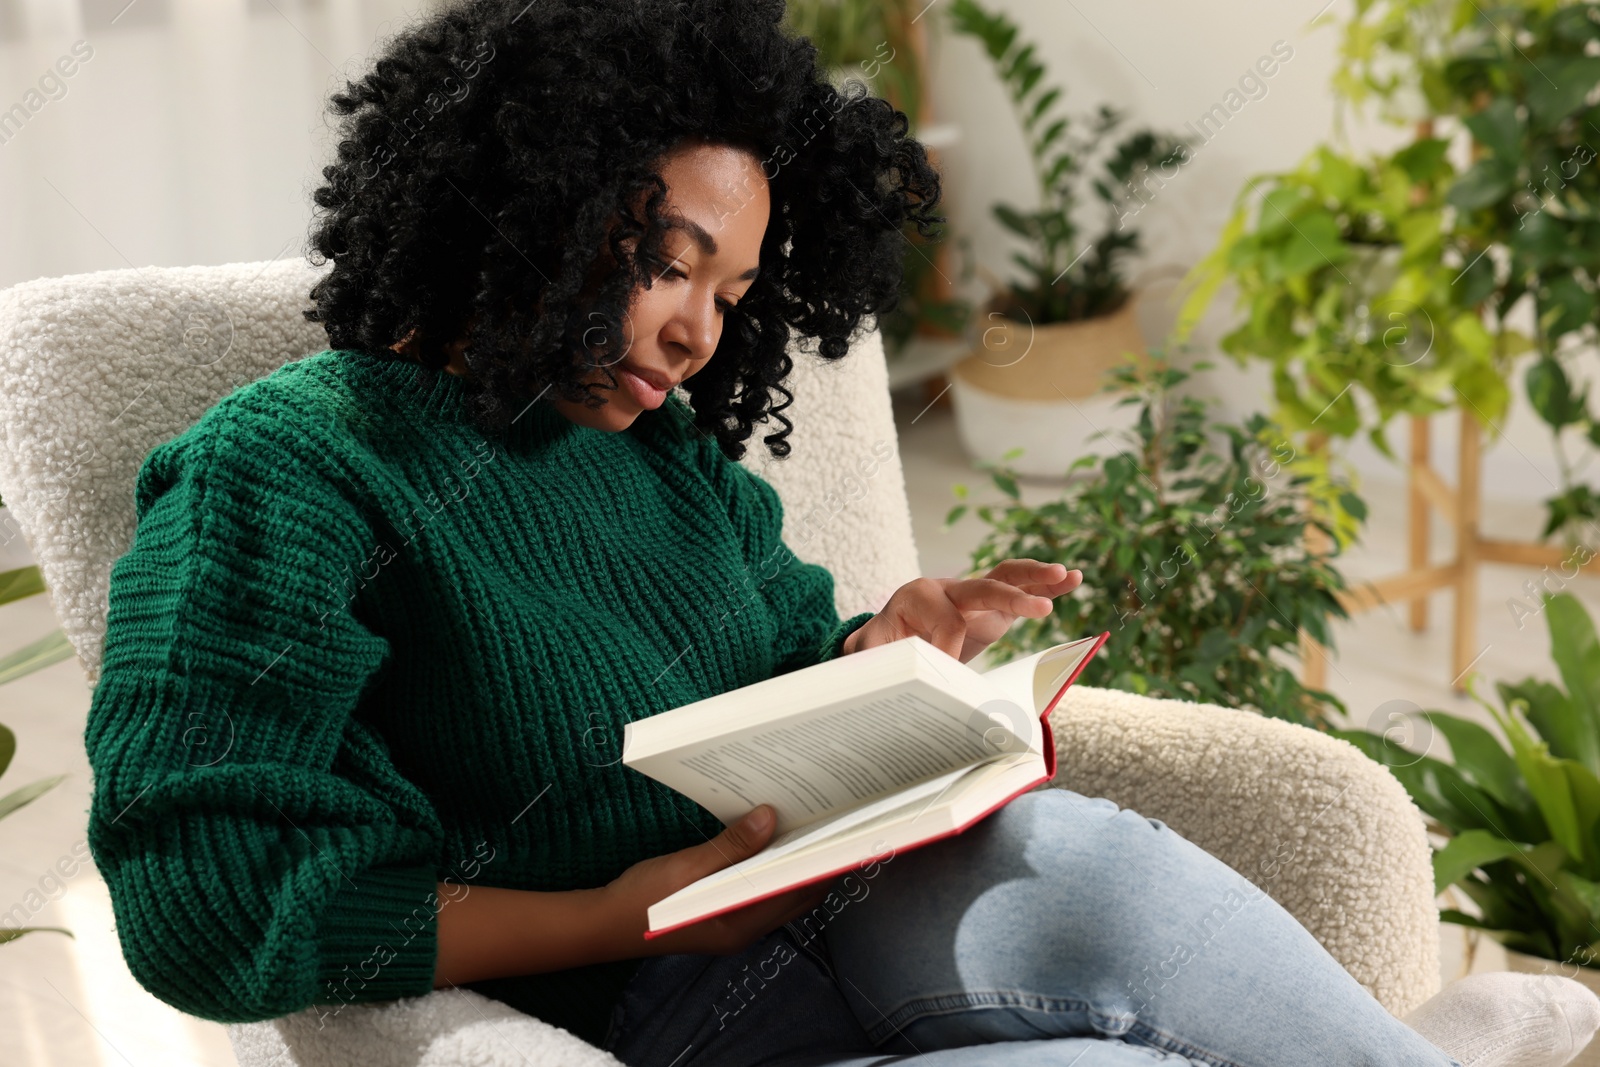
[{"xmin": 672, "ymin": 215, "xmax": 760, "ymax": 280}]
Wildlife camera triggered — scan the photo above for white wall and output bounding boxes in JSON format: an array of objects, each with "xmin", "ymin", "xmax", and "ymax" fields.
[
  {"xmin": 0, "ymin": 0, "xmax": 1584, "ymax": 502},
  {"xmin": 0, "ymin": 0, "xmax": 446, "ymax": 288}
]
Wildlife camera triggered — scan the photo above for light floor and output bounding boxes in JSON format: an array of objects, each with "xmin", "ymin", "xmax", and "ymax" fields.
[{"xmin": 0, "ymin": 388, "xmax": 1577, "ymax": 1065}]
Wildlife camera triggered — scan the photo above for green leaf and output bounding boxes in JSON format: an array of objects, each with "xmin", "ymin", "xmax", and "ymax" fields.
[
  {"xmin": 1526, "ymin": 57, "xmax": 1600, "ymax": 123},
  {"xmin": 0, "ymin": 774, "xmax": 65, "ymax": 822},
  {"xmin": 1455, "ymin": 249, "xmax": 1497, "ymax": 307},
  {"xmin": 1338, "ymin": 490, "xmax": 1368, "ymax": 524},
  {"xmin": 1004, "ymin": 42, "xmax": 1037, "ymax": 83},
  {"xmin": 1547, "ymin": 593, "xmax": 1600, "ymax": 773},
  {"xmin": 1433, "ymin": 829, "xmax": 1527, "ymax": 895},
  {"xmin": 1418, "ymin": 710, "xmax": 1527, "ymax": 811},
  {"xmin": 1526, "ymin": 359, "xmax": 1586, "ymax": 430},
  {"xmin": 0, "ymin": 629, "xmax": 76, "ymax": 687},
  {"xmin": 1439, "ymin": 908, "xmax": 1506, "ymax": 932},
  {"xmin": 1462, "ymin": 97, "xmax": 1523, "ymax": 164},
  {"xmin": 1501, "ymin": 678, "xmax": 1598, "ymax": 772},
  {"xmin": 1391, "ymin": 137, "xmax": 1452, "ymax": 184},
  {"xmin": 1447, "ymin": 159, "xmax": 1517, "ymax": 211},
  {"xmin": 1027, "ymin": 86, "xmax": 1062, "ymax": 129},
  {"xmin": 0, "ymin": 926, "xmax": 74, "ymax": 946},
  {"xmin": 1539, "ymin": 275, "xmax": 1596, "ymax": 341},
  {"xmin": 1487, "ymin": 696, "xmax": 1586, "ymax": 862},
  {"xmin": 1257, "ymin": 187, "xmax": 1305, "ymax": 235},
  {"xmin": 993, "ymin": 203, "xmax": 1035, "ymax": 239},
  {"xmin": 1566, "ymin": 761, "xmax": 1600, "ymax": 876},
  {"xmin": 0, "ymin": 566, "xmax": 45, "ymax": 607},
  {"xmin": 993, "ymin": 471, "xmax": 1020, "ymax": 499},
  {"xmin": 1275, "ymin": 211, "xmax": 1348, "ymax": 277},
  {"xmin": 1311, "ymin": 147, "xmax": 1363, "ymax": 203},
  {"xmin": 1035, "ymin": 117, "xmax": 1068, "ymax": 153},
  {"xmin": 0, "ymin": 722, "xmax": 11, "ymax": 779}
]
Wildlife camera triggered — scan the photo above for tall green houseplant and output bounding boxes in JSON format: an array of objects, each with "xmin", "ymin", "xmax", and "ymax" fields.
[{"xmin": 947, "ymin": 0, "xmax": 1185, "ymax": 325}]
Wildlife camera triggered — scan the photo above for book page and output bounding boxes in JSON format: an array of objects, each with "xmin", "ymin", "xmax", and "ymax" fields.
[
  {"xmin": 642, "ymin": 685, "xmax": 1011, "ymax": 831},
  {"xmin": 646, "ymin": 752, "xmax": 1044, "ymax": 931},
  {"xmin": 980, "ymin": 635, "xmax": 1102, "ymax": 719},
  {"xmin": 625, "ymin": 634, "xmax": 1105, "ymax": 839}
]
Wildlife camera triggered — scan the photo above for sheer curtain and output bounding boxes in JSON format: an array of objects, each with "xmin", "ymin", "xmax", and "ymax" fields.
[{"xmin": 0, "ymin": 0, "xmax": 448, "ymax": 293}]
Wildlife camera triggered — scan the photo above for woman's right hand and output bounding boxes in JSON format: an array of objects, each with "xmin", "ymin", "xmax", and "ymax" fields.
[{"xmin": 600, "ymin": 804, "xmax": 833, "ymax": 957}]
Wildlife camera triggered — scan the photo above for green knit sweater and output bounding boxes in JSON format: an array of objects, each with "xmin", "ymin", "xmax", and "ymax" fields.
[{"xmin": 83, "ymin": 346, "xmax": 876, "ymax": 1046}]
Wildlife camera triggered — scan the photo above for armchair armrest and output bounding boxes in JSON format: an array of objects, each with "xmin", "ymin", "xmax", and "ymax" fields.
[{"xmin": 1044, "ymin": 684, "xmax": 1441, "ymax": 1019}]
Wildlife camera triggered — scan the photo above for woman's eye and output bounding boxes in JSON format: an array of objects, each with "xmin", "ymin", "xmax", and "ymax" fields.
[
  {"xmin": 649, "ymin": 253, "xmax": 737, "ymax": 313},
  {"xmin": 649, "ymin": 254, "xmax": 686, "ymax": 279}
]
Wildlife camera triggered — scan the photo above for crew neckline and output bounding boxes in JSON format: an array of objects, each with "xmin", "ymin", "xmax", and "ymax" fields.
[{"xmin": 328, "ymin": 347, "xmax": 578, "ymax": 445}]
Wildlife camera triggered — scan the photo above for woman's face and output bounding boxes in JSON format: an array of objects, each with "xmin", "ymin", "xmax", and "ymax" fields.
[{"xmin": 554, "ymin": 139, "xmax": 771, "ymax": 432}]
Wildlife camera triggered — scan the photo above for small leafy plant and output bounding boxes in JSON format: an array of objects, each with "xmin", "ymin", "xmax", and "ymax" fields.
[
  {"xmin": 1334, "ymin": 591, "xmax": 1600, "ymax": 968},
  {"xmin": 947, "ymin": 0, "xmax": 1185, "ymax": 325},
  {"xmin": 946, "ymin": 352, "xmax": 1358, "ymax": 727}
]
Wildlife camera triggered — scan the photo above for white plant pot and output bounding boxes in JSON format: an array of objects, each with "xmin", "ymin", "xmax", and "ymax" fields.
[
  {"xmin": 948, "ymin": 376, "xmax": 1143, "ymax": 478},
  {"xmin": 946, "ymin": 292, "xmax": 1147, "ymax": 478}
]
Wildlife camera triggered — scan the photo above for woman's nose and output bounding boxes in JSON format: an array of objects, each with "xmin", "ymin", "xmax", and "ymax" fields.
[{"xmin": 664, "ymin": 296, "xmax": 719, "ymax": 359}]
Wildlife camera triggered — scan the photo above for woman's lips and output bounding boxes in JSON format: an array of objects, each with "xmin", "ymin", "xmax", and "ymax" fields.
[{"xmin": 618, "ymin": 363, "xmax": 669, "ymax": 408}]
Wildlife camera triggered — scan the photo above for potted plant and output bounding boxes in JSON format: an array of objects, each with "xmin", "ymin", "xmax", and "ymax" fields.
[
  {"xmin": 1332, "ymin": 591, "xmax": 1600, "ymax": 1035},
  {"xmin": 1176, "ymin": 135, "xmax": 1518, "ymax": 467},
  {"xmin": 942, "ymin": 0, "xmax": 1185, "ymax": 476},
  {"xmin": 946, "ymin": 348, "xmax": 1359, "ymax": 727}
]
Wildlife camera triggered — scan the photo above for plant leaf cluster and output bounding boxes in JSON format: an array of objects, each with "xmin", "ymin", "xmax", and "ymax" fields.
[
  {"xmin": 1334, "ymin": 592, "xmax": 1600, "ymax": 966},
  {"xmin": 947, "ymin": 354, "xmax": 1358, "ymax": 727}
]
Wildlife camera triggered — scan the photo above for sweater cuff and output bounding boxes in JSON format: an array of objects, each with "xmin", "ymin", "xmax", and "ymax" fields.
[
  {"xmin": 312, "ymin": 864, "xmax": 440, "ymax": 1006},
  {"xmin": 821, "ymin": 610, "xmax": 876, "ymax": 663}
]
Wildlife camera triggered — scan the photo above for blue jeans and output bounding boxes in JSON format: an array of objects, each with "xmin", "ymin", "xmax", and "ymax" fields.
[{"xmin": 601, "ymin": 789, "xmax": 1463, "ymax": 1067}]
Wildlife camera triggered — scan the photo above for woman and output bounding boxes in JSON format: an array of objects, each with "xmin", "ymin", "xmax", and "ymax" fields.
[{"xmin": 83, "ymin": 1, "xmax": 1596, "ymax": 1065}]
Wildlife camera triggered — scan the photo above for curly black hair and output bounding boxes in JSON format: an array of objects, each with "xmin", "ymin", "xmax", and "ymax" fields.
[{"xmin": 303, "ymin": 0, "xmax": 943, "ymax": 460}]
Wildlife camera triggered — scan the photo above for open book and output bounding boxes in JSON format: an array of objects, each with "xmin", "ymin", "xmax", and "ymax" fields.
[{"xmin": 622, "ymin": 631, "xmax": 1108, "ymax": 937}]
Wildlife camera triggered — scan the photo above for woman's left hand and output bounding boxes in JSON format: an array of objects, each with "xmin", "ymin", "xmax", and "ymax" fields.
[{"xmin": 841, "ymin": 559, "xmax": 1083, "ymax": 664}]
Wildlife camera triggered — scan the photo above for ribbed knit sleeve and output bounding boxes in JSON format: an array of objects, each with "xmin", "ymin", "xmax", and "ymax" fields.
[
  {"xmin": 83, "ymin": 415, "xmax": 446, "ymax": 1023},
  {"xmin": 684, "ymin": 414, "xmax": 875, "ymax": 675}
]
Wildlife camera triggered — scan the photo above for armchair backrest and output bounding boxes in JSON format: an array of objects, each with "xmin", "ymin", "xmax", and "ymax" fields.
[{"xmin": 0, "ymin": 258, "xmax": 919, "ymax": 684}]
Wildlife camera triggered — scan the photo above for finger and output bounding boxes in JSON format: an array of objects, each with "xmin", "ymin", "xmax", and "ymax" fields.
[
  {"xmin": 696, "ymin": 805, "xmax": 776, "ymax": 871},
  {"xmin": 986, "ymin": 559, "xmax": 1080, "ymax": 595},
  {"xmin": 943, "ymin": 577, "xmax": 1054, "ymax": 618}
]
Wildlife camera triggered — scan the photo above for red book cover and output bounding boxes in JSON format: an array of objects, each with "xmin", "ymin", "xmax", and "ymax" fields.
[{"xmin": 641, "ymin": 631, "xmax": 1109, "ymax": 940}]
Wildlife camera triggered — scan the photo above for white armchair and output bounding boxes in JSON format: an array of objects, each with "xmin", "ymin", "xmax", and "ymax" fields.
[{"xmin": 0, "ymin": 258, "xmax": 1441, "ymax": 1067}]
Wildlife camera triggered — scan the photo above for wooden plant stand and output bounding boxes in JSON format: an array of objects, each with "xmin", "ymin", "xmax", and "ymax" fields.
[{"xmin": 1302, "ymin": 409, "xmax": 1600, "ymax": 694}]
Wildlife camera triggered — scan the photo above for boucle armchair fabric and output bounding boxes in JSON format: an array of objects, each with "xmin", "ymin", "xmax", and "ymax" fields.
[{"xmin": 0, "ymin": 258, "xmax": 1439, "ymax": 1067}]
